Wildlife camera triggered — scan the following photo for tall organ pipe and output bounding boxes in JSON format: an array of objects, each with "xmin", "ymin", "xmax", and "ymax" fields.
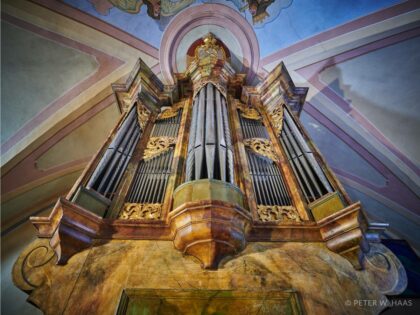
[
  {"xmin": 238, "ymin": 112, "xmax": 292, "ymax": 206},
  {"xmin": 281, "ymin": 108, "xmax": 332, "ymax": 202},
  {"xmin": 186, "ymin": 83, "xmax": 234, "ymax": 183},
  {"xmin": 126, "ymin": 110, "xmax": 181, "ymax": 204},
  {"xmin": 87, "ymin": 106, "xmax": 141, "ymax": 199}
]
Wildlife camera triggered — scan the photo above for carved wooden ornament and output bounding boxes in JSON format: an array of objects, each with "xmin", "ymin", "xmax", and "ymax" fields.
[
  {"xmin": 244, "ymin": 138, "xmax": 279, "ymax": 162},
  {"xmin": 143, "ymin": 137, "xmax": 176, "ymax": 161},
  {"xmin": 119, "ymin": 203, "xmax": 162, "ymax": 220},
  {"xmin": 257, "ymin": 205, "xmax": 302, "ymax": 222}
]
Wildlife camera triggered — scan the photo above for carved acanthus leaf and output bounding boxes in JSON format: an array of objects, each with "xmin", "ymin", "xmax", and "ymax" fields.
[
  {"xmin": 119, "ymin": 203, "xmax": 162, "ymax": 220},
  {"xmin": 257, "ymin": 205, "xmax": 302, "ymax": 222},
  {"xmin": 143, "ymin": 137, "xmax": 176, "ymax": 161},
  {"xmin": 244, "ymin": 138, "xmax": 279, "ymax": 162},
  {"xmin": 238, "ymin": 105, "xmax": 261, "ymax": 120},
  {"xmin": 158, "ymin": 107, "xmax": 179, "ymax": 120},
  {"xmin": 268, "ymin": 103, "xmax": 284, "ymax": 136},
  {"xmin": 137, "ymin": 103, "xmax": 151, "ymax": 130},
  {"xmin": 158, "ymin": 101, "xmax": 184, "ymax": 120}
]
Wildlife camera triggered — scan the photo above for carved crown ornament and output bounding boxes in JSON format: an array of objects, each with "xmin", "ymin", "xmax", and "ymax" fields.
[
  {"xmin": 194, "ymin": 33, "xmax": 227, "ymax": 69},
  {"xmin": 143, "ymin": 136, "xmax": 177, "ymax": 161},
  {"xmin": 244, "ymin": 138, "xmax": 279, "ymax": 162},
  {"xmin": 186, "ymin": 33, "xmax": 235, "ymax": 98}
]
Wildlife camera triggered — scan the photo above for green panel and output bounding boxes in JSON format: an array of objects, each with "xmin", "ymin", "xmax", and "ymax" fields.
[{"xmin": 73, "ymin": 186, "xmax": 110, "ymax": 217}]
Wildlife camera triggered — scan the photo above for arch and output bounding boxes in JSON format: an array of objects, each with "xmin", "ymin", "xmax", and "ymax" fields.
[{"xmin": 160, "ymin": 3, "xmax": 260, "ymax": 85}]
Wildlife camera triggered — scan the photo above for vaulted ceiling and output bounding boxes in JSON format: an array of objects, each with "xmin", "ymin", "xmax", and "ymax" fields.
[{"xmin": 1, "ymin": 0, "xmax": 419, "ymax": 252}]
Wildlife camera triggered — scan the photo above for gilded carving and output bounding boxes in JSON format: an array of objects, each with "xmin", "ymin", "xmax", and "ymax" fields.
[
  {"xmin": 158, "ymin": 102, "xmax": 184, "ymax": 120},
  {"xmin": 143, "ymin": 137, "xmax": 176, "ymax": 161},
  {"xmin": 244, "ymin": 138, "xmax": 279, "ymax": 162},
  {"xmin": 137, "ymin": 103, "xmax": 151, "ymax": 130},
  {"xmin": 237, "ymin": 103, "xmax": 262, "ymax": 120},
  {"xmin": 268, "ymin": 103, "xmax": 284, "ymax": 136},
  {"xmin": 257, "ymin": 205, "xmax": 302, "ymax": 222},
  {"xmin": 195, "ymin": 33, "xmax": 227, "ymax": 68},
  {"xmin": 158, "ymin": 107, "xmax": 179, "ymax": 119},
  {"xmin": 119, "ymin": 203, "xmax": 162, "ymax": 220}
]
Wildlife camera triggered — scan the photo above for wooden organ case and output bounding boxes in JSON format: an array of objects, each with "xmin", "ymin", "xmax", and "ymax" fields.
[{"xmin": 13, "ymin": 33, "xmax": 406, "ymax": 315}]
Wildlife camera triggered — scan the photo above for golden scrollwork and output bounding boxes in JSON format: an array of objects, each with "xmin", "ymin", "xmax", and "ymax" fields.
[
  {"xmin": 119, "ymin": 203, "xmax": 162, "ymax": 220},
  {"xmin": 143, "ymin": 136, "xmax": 176, "ymax": 161},
  {"xmin": 158, "ymin": 107, "xmax": 179, "ymax": 120},
  {"xmin": 268, "ymin": 104, "xmax": 284, "ymax": 136},
  {"xmin": 244, "ymin": 138, "xmax": 279, "ymax": 162},
  {"xmin": 137, "ymin": 103, "xmax": 151, "ymax": 130},
  {"xmin": 239, "ymin": 106, "xmax": 261, "ymax": 120},
  {"xmin": 257, "ymin": 205, "xmax": 302, "ymax": 222},
  {"xmin": 158, "ymin": 101, "xmax": 184, "ymax": 120}
]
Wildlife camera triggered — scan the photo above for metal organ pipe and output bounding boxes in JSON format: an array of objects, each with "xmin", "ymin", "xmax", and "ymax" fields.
[
  {"xmin": 87, "ymin": 106, "xmax": 141, "ymax": 199},
  {"xmin": 126, "ymin": 110, "xmax": 181, "ymax": 204},
  {"xmin": 280, "ymin": 108, "xmax": 333, "ymax": 203},
  {"xmin": 239, "ymin": 111, "xmax": 292, "ymax": 206},
  {"xmin": 185, "ymin": 83, "xmax": 234, "ymax": 183}
]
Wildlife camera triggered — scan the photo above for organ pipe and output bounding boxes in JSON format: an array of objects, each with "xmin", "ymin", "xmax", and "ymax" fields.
[
  {"xmin": 126, "ymin": 110, "xmax": 182, "ymax": 204},
  {"xmin": 239, "ymin": 112, "xmax": 292, "ymax": 206},
  {"xmin": 185, "ymin": 83, "xmax": 234, "ymax": 183},
  {"xmin": 87, "ymin": 105, "xmax": 141, "ymax": 199},
  {"xmin": 280, "ymin": 107, "xmax": 333, "ymax": 203}
]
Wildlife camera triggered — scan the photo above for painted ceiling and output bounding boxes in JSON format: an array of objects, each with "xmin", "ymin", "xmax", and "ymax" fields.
[{"xmin": 1, "ymin": 0, "xmax": 419, "ymax": 256}]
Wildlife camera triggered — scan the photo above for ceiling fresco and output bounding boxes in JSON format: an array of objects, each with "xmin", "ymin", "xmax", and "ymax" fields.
[{"xmin": 64, "ymin": 0, "xmax": 401, "ymax": 56}]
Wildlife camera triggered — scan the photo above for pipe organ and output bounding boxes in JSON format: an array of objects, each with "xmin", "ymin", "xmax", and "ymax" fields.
[{"xmin": 14, "ymin": 33, "xmax": 406, "ymax": 315}]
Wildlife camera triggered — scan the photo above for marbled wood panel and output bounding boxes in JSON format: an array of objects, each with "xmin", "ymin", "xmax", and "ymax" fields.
[
  {"xmin": 55, "ymin": 241, "xmax": 387, "ymax": 315},
  {"xmin": 12, "ymin": 239, "xmax": 89, "ymax": 314}
]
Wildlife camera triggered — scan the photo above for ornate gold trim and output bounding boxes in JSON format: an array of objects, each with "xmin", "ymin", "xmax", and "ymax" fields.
[
  {"xmin": 158, "ymin": 102, "xmax": 185, "ymax": 120},
  {"xmin": 119, "ymin": 203, "xmax": 162, "ymax": 220},
  {"xmin": 137, "ymin": 103, "xmax": 151, "ymax": 130},
  {"xmin": 244, "ymin": 138, "xmax": 279, "ymax": 162},
  {"xmin": 268, "ymin": 103, "xmax": 284, "ymax": 136},
  {"xmin": 143, "ymin": 137, "xmax": 176, "ymax": 161},
  {"xmin": 257, "ymin": 205, "xmax": 302, "ymax": 222},
  {"xmin": 238, "ymin": 106, "xmax": 261, "ymax": 120}
]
